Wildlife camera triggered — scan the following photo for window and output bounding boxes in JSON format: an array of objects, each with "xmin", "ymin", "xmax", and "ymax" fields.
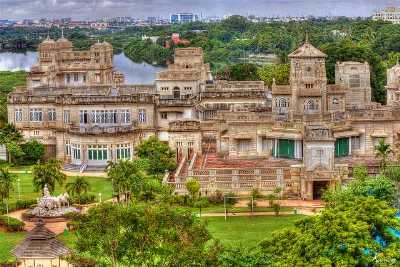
[
  {"xmin": 29, "ymin": 108, "xmax": 43, "ymax": 122},
  {"xmin": 120, "ymin": 109, "xmax": 131, "ymax": 123},
  {"xmin": 237, "ymin": 139, "xmax": 251, "ymax": 153},
  {"xmin": 66, "ymin": 74, "xmax": 71, "ymax": 84},
  {"xmin": 188, "ymin": 141, "xmax": 194, "ymax": 147},
  {"xmin": 65, "ymin": 140, "xmax": 71, "ymax": 156},
  {"xmin": 116, "ymin": 144, "xmax": 131, "ymax": 160},
  {"xmin": 80, "ymin": 110, "xmax": 89, "ymax": 124},
  {"xmin": 305, "ymin": 83, "xmax": 314, "ymax": 89},
  {"xmin": 83, "ymin": 75, "xmax": 86, "ymax": 83},
  {"xmin": 34, "ymin": 130, "xmax": 40, "ymax": 136},
  {"xmin": 161, "ymin": 87, "xmax": 169, "ymax": 91},
  {"xmin": 138, "ymin": 109, "xmax": 147, "ymax": 123},
  {"xmin": 63, "ymin": 110, "xmax": 70, "ymax": 123},
  {"xmin": 74, "ymin": 73, "xmax": 79, "ymax": 82},
  {"xmin": 304, "ymin": 99, "xmax": 318, "ymax": 111},
  {"xmin": 176, "ymin": 141, "xmax": 183, "ymax": 147},
  {"xmin": 332, "ymin": 97, "xmax": 339, "ymax": 105},
  {"xmin": 48, "ymin": 108, "xmax": 56, "ymax": 121},
  {"xmin": 15, "ymin": 109, "xmax": 22, "ymax": 122},
  {"xmin": 351, "ymin": 136, "xmax": 360, "ymax": 151},
  {"xmin": 161, "ymin": 112, "xmax": 168, "ymax": 120},
  {"xmin": 88, "ymin": 145, "xmax": 108, "ymax": 160},
  {"xmin": 72, "ymin": 144, "xmax": 81, "ymax": 160},
  {"xmin": 276, "ymin": 97, "xmax": 289, "ymax": 108},
  {"xmin": 184, "ymin": 86, "xmax": 192, "ymax": 91},
  {"xmin": 349, "ymin": 74, "xmax": 361, "ymax": 88}
]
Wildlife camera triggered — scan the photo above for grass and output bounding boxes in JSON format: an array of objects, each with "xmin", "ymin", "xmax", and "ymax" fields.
[
  {"xmin": 196, "ymin": 205, "xmax": 294, "ymax": 213},
  {"xmin": 203, "ymin": 215, "xmax": 305, "ymax": 247},
  {"xmin": 7, "ymin": 172, "xmax": 113, "ymax": 206},
  {"xmin": 0, "ymin": 231, "xmax": 26, "ymax": 263}
]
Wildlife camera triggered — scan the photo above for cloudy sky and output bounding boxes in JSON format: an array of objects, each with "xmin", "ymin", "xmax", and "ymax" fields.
[{"xmin": 1, "ymin": 0, "xmax": 400, "ymax": 20}]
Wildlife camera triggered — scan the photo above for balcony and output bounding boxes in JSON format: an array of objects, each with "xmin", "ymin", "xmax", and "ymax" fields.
[{"xmin": 69, "ymin": 123, "xmax": 135, "ymax": 135}]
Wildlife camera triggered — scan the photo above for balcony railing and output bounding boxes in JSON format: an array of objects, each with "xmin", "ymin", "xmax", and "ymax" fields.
[{"xmin": 69, "ymin": 123, "xmax": 135, "ymax": 135}]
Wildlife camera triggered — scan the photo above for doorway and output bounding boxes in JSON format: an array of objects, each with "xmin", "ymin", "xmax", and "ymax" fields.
[
  {"xmin": 313, "ymin": 181, "xmax": 329, "ymax": 200},
  {"xmin": 173, "ymin": 87, "xmax": 180, "ymax": 99}
]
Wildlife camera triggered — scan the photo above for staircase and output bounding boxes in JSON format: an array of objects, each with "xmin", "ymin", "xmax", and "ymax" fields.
[{"xmin": 63, "ymin": 164, "xmax": 80, "ymax": 172}]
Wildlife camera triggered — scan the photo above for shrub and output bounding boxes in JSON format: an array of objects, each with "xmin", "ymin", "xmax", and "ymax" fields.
[
  {"xmin": 251, "ymin": 188, "xmax": 264, "ymax": 199},
  {"xmin": 208, "ymin": 190, "xmax": 224, "ymax": 204},
  {"xmin": 72, "ymin": 194, "xmax": 96, "ymax": 205},
  {"xmin": 15, "ymin": 199, "xmax": 37, "ymax": 209},
  {"xmin": 225, "ymin": 192, "xmax": 238, "ymax": 205},
  {"xmin": 0, "ymin": 215, "xmax": 25, "ymax": 231}
]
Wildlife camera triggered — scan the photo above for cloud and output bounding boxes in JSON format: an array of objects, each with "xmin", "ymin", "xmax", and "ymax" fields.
[{"xmin": 1, "ymin": 0, "xmax": 400, "ymax": 20}]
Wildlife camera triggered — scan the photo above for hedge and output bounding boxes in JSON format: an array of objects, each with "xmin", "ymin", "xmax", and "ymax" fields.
[{"xmin": 0, "ymin": 215, "xmax": 25, "ymax": 232}]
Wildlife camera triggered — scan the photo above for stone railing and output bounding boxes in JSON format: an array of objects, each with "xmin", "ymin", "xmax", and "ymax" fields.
[
  {"xmin": 171, "ymin": 167, "xmax": 293, "ymax": 195},
  {"xmin": 169, "ymin": 120, "xmax": 200, "ymax": 132},
  {"xmin": 69, "ymin": 123, "xmax": 135, "ymax": 135}
]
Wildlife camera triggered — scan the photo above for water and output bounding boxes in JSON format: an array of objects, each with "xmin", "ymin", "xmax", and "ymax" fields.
[{"xmin": 0, "ymin": 52, "xmax": 164, "ymax": 85}]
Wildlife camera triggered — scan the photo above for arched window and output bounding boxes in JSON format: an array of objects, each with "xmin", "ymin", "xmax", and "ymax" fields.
[
  {"xmin": 304, "ymin": 99, "xmax": 318, "ymax": 111},
  {"xmin": 276, "ymin": 97, "xmax": 289, "ymax": 108},
  {"xmin": 332, "ymin": 97, "xmax": 339, "ymax": 105}
]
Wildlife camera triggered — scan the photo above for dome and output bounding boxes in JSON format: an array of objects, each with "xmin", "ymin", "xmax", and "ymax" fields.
[
  {"xmin": 38, "ymin": 36, "xmax": 56, "ymax": 50},
  {"xmin": 56, "ymin": 37, "xmax": 73, "ymax": 50}
]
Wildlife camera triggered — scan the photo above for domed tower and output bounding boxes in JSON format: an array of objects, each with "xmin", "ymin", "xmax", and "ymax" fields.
[
  {"xmin": 89, "ymin": 41, "xmax": 114, "ymax": 85},
  {"xmin": 56, "ymin": 31, "xmax": 73, "ymax": 52},
  {"xmin": 288, "ymin": 38, "xmax": 327, "ymax": 116},
  {"xmin": 386, "ymin": 61, "xmax": 400, "ymax": 106},
  {"xmin": 38, "ymin": 35, "xmax": 57, "ymax": 66}
]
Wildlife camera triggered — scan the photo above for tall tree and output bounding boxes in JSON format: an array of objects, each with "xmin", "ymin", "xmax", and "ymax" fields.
[
  {"xmin": 0, "ymin": 167, "xmax": 15, "ymax": 203},
  {"xmin": 71, "ymin": 203, "xmax": 220, "ymax": 267},
  {"xmin": 0, "ymin": 123, "xmax": 24, "ymax": 163},
  {"xmin": 375, "ymin": 139, "xmax": 392, "ymax": 170},
  {"xmin": 32, "ymin": 159, "xmax": 66, "ymax": 194},
  {"xmin": 135, "ymin": 136, "xmax": 177, "ymax": 177},
  {"xmin": 66, "ymin": 177, "xmax": 90, "ymax": 204},
  {"xmin": 107, "ymin": 160, "xmax": 146, "ymax": 202}
]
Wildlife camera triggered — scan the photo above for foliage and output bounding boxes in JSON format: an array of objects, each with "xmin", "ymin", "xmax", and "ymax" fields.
[
  {"xmin": 185, "ymin": 178, "xmax": 200, "ymax": 201},
  {"xmin": 218, "ymin": 247, "xmax": 271, "ymax": 267},
  {"xmin": 20, "ymin": 139, "xmax": 44, "ymax": 164},
  {"xmin": 66, "ymin": 177, "xmax": 90, "ymax": 204},
  {"xmin": 224, "ymin": 192, "xmax": 238, "ymax": 205},
  {"xmin": 135, "ymin": 136, "xmax": 177, "ymax": 176},
  {"xmin": 0, "ymin": 215, "xmax": 24, "ymax": 232},
  {"xmin": 321, "ymin": 40, "xmax": 386, "ymax": 103},
  {"xmin": 375, "ymin": 139, "xmax": 392, "ymax": 170},
  {"xmin": 257, "ymin": 63, "xmax": 290, "ymax": 87},
  {"xmin": 106, "ymin": 160, "xmax": 146, "ymax": 202},
  {"xmin": 251, "ymin": 188, "xmax": 264, "ymax": 199},
  {"xmin": 0, "ymin": 124, "xmax": 24, "ymax": 163},
  {"xmin": 0, "ymin": 168, "xmax": 15, "ymax": 203},
  {"xmin": 71, "ymin": 194, "xmax": 96, "ymax": 205},
  {"xmin": 32, "ymin": 159, "xmax": 66, "ymax": 194},
  {"xmin": 124, "ymin": 38, "xmax": 172, "ymax": 66},
  {"xmin": 71, "ymin": 203, "xmax": 220, "ymax": 267},
  {"xmin": 352, "ymin": 164, "xmax": 369, "ymax": 181},
  {"xmin": 261, "ymin": 197, "xmax": 400, "ymax": 266},
  {"xmin": 207, "ymin": 190, "xmax": 225, "ymax": 204},
  {"xmin": 323, "ymin": 175, "xmax": 396, "ymax": 207},
  {"xmin": 216, "ymin": 63, "xmax": 259, "ymax": 81},
  {"xmin": 0, "ymin": 71, "xmax": 27, "ymax": 126}
]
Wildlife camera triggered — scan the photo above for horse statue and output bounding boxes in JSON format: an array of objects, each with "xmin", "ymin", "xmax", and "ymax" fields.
[{"xmin": 58, "ymin": 192, "xmax": 70, "ymax": 207}]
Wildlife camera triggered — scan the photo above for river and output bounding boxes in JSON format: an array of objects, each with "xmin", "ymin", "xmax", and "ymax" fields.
[{"xmin": 0, "ymin": 52, "xmax": 164, "ymax": 85}]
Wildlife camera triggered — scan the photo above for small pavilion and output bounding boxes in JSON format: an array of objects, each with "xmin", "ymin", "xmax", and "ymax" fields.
[{"xmin": 12, "ymin": 219, "xmax": 72, "ymax": 267}]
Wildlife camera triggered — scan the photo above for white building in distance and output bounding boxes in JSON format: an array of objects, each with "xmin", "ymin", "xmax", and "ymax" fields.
[{"xmin": 373, "ymin": 7, "xmax": 400, "ymax": 24}]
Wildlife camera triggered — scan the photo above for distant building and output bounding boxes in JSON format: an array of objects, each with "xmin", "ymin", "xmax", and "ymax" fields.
[
  {"xmin": 373, "ymin": 7, "xmax": 400, "ymax": 24},
  {"xmin": 170, "ymin": 13, "xmax": 199, "ymax": 23}
]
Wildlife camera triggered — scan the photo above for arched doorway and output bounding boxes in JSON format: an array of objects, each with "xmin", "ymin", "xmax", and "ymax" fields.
[{"xmin": 173, "ymin": 87, "xmax": 180, "ymax": 99}]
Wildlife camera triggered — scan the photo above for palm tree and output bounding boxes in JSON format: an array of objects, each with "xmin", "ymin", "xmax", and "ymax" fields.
[
  {"xmin": 374, "ymin": 139, "xmax": 392, "ymax": 171},
  {"xmin": 0, "ymin": 167, "xmax": 15, "ymax": 204},
  {"xmin": 32, "ymin": 159, "xmax": 67, "ymax": 194},
  {"xmin": 66, "ymin": 177, "xmax": 90, "ymax": 204}
]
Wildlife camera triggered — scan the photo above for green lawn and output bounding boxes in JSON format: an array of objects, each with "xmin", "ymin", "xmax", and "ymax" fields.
[
  {"xmin": 0, "ymin": 231, "xmax": 26, "ymax": 263},
  {"xmin": 7, "ymin": 172, "xmax": 113, "ymax": 206},
  {"xmin": 196, "ymin": 205, "xmax": 294, "ymax": 213},
  {"xmin": 203, "ymin": 215, "xmax": 305, "ymax": 247}
]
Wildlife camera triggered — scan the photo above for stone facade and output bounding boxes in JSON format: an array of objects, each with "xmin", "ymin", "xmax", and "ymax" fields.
[{"xmin": 8, "ymin": 38, "xmax": 400, "ymax": 199}]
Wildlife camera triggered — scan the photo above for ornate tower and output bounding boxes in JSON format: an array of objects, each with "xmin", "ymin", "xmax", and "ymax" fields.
[
  {"xmin": 288, "ymin": 39, "xmax": 327, "ymax": 117},
  {"xmin": 386, "ymin": 61, "xmax": 400, "ymax": 106}
]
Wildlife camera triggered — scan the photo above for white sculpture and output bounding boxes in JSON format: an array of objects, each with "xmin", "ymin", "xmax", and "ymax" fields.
[{"xmin": 30, "ymin": 184, "xmax": 78, "ymax": 217}]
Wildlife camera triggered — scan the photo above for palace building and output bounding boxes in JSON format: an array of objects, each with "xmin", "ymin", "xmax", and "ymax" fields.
[{"xmin": 8, "ymin": 37, "xmax": 400, "ymax": 199}]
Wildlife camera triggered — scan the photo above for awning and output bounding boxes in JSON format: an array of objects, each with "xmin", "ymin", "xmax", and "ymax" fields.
[
  {"xmin": 371, "ymin": 131, "xmax": 388, "ymax": 138},
  {"xmin": 333, "ymin": 130, "xmax": 360, "ymax": 138},
  {"xmin": 265, "ymin": 131, "xmax": 303, "ymax": 140}
]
